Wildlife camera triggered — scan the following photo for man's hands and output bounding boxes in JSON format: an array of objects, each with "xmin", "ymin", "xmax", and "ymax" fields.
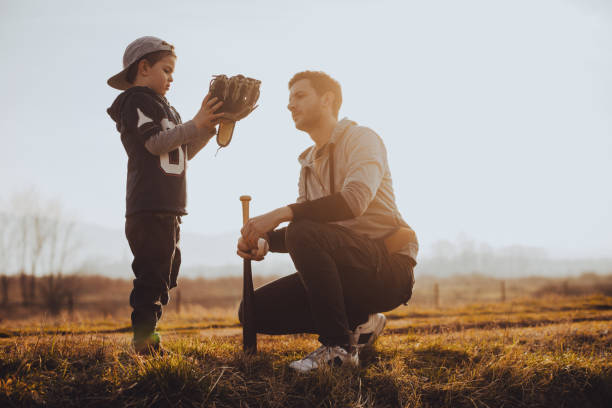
[
  {"xmin": 236, "ymin": 206, "xmax": 293, "ymax": 260},
  {"xmin": 237, "ymin": 236, "xmax": 269, "ymax": 261},
  {"xmin": 193, "ymin": 93, "xmax": 224, "ymax": 131},
  {"xmin": 241, "ymin": 207, "xmax": 292, "ymax": 248}
]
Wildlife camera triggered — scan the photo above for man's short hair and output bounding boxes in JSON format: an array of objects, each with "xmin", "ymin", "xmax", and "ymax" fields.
[{"xmin": 289, "ymin": 71, "xmax": 342, "ymax": 118}]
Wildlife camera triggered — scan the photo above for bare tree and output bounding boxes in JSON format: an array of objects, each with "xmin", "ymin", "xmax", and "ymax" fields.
[
  {"xmin": 39, "ymin": 202, "xmax": 79, "ymax": 315},
  {"xmin": 11, "ymin": 191, "xmax": 37, "ymax": 305},
  {"xmin": 8, "ymin": 190, "xmax": 81, "ymax": 314},
  {"xmin": 29, "ymin": 213, "xmax": 47, "ymax": 304}
]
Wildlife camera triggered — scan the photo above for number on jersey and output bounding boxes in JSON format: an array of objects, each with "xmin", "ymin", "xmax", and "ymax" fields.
[{"xmin": 159, "ymin": 118, "xmax": 185, "ymax": 175}]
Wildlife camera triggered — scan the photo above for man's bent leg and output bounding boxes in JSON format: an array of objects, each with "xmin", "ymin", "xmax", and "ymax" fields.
[
  {"xmin": 339, "ymin": 252, "xmax": 415, "ymax": 326},
  {"xmin": 285, "ymin": 220, "xmax": 383, "ymax": 346},
  {"xmin": 238, "ymin": 273, "xmax": 317, "ymax": 335}
]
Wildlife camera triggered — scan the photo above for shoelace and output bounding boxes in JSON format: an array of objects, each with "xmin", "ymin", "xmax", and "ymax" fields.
[
  {"xmin": 302, "ymin": 346, "xmax": 330, "ymax": 361},
  {"xmin": 303, "ymin": 346, "xmax": 350, "ymax": 363}
]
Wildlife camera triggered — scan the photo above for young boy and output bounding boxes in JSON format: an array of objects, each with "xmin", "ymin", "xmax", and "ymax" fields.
[{"xmin": 107, "ymin": 36, "xmax": 223, "ymax": 354}]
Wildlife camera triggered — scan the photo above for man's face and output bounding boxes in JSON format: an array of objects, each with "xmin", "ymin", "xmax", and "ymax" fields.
[
  {"xmin": 143, "ymin": 55, "xmax": 176, "ymax": 96},
  {"xmin": 288, "ymin": 79, "xmax": 324, "ymax": 131}
]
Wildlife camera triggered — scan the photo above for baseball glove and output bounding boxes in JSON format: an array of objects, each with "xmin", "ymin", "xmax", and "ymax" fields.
[{"xmin": 209, "ymin": 74, "xmax": 261, "ymax": 147}]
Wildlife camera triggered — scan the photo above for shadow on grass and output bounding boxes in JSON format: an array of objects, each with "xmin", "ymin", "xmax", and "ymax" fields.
[
  {"xmin": 386, "ymin": 314, "xmax": 612, "ymax": 336},
  {"xmin": 411, "ymin": 345, "xmax": 470, "ymax": 367}
]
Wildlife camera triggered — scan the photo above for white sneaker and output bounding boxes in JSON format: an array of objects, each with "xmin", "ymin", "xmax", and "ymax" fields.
[
  {"xmin": 289, "ymin": 345, "xmax": 359, "ymax": 373},
  {"xmin": 351, "ymin": 313, "xmax": 386, "ymax": 348}
]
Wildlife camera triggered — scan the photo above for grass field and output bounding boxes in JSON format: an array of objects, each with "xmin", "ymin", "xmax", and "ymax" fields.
[{"xmin": 0, "ymin": 295, "xmax": 610, "ymax": 407}]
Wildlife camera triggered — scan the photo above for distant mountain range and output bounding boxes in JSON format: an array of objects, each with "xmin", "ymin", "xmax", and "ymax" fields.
[
  {"xmin": 76, "ymin": 221, "xmax": 244, "ymax": 267},
  {"xmin": 74, "ymin": 222, "xmax": 293, "ymax": 279},
  {"xmin": 20, "ymin": 221, "xmax": 612, "ymax": 279}
]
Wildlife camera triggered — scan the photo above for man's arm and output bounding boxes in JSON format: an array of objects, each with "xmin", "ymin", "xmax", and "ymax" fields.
[
  {"xmin": 288, "ymin": 193, "xmax": 353, "ymax": 222},
  {"xmin": 241, "ymin": 206, "xmax": 293, "ymax": 248},
  {"xmin": 288, "ymin": 129, "xmax": 386, "ymax": 222},
  {"xmin": 242, "ymin": 129, "xmax": 386, "ymax": 248},
  {"xmin": 336, "ymin": 129, "xmax": 386, "ymax": 217},
  {"xmin": 266, "ymin": 227, "xmax": 288, "ymax": 253}
]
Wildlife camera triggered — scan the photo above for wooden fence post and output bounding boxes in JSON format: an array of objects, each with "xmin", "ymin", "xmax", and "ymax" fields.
[
  {"xmin": 500, "ymin": 281, "xmax": 506, "ymax": 302},
  {"xmin": 562, "ymin": 280, "xmax": 569, "ymax": 296},
  {"xmin": 0, "ymin": 275, "xmax": 8, "ymax": 307},
  {"xmin": 434, "ymin": 283, "xmax": 439, "ymax": 308},
  {"xmin": 67, "ymin": 292, "xmax": 74, "ymax": 317},
  {"xmin": 19, "ymin": 271, "xmax": 28, "ymax": 306},
  {"xmin": 176, "ymin": 289, "xmax": 182, "ymax": 314}
]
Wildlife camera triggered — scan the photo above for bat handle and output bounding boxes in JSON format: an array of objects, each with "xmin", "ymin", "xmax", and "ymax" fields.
[{"xmin": 240, "ymin": 195, "xmax": 251, "ymax": 226}]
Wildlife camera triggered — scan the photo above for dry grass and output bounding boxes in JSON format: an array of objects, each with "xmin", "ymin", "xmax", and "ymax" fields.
[{"xmin": 0, "ymin": 295, "xmax": 610, "ymax": 407}]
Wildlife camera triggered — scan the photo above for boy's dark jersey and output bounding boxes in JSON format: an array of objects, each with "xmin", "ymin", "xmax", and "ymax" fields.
[{"xmin": 108, "ymin": 87, "xmax": 188, "ymax": 216}]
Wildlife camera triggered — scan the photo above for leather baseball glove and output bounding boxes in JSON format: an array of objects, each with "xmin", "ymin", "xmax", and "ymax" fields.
[{"xmin": 209, "ymin": 74, "xmax": 261, "ymax": 147}]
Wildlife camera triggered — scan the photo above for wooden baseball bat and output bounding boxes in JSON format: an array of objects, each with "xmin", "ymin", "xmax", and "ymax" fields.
[{"xmin": 240, "ymin": 195, "xmax": 257, "ymax": 353}]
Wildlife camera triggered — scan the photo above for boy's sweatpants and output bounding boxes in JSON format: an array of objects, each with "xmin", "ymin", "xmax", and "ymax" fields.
[
  {"xmin": 238, "ymin": 220, "xmax": 415, "ymax": 347},
  {"xmin": 125, "ymin": 213, "xmax": 181, "ymax": 341}
]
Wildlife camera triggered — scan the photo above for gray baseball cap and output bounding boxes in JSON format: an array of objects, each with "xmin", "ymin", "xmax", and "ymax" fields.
[{"xmin": 107, "ymin": 36, "xmax": 174, "ymax": 90}]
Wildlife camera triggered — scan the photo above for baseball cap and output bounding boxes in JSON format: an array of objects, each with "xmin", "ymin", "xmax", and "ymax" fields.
[{"xmin": 107, "ymin": 36, "xmax": 174, "ymax": 90}]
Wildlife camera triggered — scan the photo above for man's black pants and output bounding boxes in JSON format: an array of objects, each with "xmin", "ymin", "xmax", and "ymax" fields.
[
  {"xmin": 239, "ymin": 220, "xmax": 415, "ymax": 346},
  {"xmin": 125, "ymin": 214, "xmax": 181, "ymax": 341}
]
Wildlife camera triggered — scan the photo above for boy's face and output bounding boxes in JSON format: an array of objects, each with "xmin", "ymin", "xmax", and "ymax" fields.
[{"xmin": 141, "ymin": 55, "xmax": 176, "ymax": 96}]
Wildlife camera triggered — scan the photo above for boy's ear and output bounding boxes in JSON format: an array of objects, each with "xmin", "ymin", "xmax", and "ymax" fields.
[{"xmin": 137, "ymin": 59, "xmax": 151, "ymax": 76}]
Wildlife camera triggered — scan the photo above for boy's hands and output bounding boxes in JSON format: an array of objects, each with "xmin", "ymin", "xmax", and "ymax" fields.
[{"xmin": 193, "ymin": 93, "xmax": 224, "ymax": 131}]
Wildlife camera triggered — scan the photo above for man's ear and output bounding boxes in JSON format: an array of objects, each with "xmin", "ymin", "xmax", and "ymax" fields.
[{"xmin": 322, "ymin": 91, "xmax": 335, "ymax": 111}]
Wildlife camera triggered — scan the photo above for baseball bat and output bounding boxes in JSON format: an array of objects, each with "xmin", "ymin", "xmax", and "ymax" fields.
[{"xmin": 240, "ymin": 195, "xmax": 257, "ymax": 353}]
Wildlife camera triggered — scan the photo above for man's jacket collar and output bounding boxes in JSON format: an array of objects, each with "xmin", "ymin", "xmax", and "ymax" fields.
[{"xmin": 297, "ymin": 117, "xmax": 357, "ymax": 167}]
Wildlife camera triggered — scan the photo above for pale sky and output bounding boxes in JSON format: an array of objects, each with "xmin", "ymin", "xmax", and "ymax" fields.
[{"xmin": 1, "ymin": 0, "xmax": 611, "ymax": 259}]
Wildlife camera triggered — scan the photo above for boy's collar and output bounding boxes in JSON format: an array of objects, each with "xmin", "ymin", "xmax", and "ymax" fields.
[{"xmin": 124, "ymin": 86, "xmax": 169, "ymax": 104}]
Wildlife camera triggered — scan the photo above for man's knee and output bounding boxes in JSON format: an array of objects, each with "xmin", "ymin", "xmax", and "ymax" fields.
[{"xmin": 286, "ymin": 219, "xmax": 320, "ymax": 252}]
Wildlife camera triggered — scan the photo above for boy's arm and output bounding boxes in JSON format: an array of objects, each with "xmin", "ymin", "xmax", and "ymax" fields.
[
  {"xmin": 121, "ymin": 91, "xmax": 219, "ymax": 156},
  {"xmin": 122, "ymin": 92, "xmax": 196, "ymax": 154},
  {"xmin": 144, "ymin": 120, "xmax": 214, "ymax": 156},
  {"xmin": 186, "ymin": 126, "xmax": 216, "ymax": 160}
]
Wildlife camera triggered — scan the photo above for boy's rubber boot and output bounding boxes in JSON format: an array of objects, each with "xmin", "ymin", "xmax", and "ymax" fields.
[{"xmin": 134, "ymin": 332, "xmax": 164, "ymax": 355}]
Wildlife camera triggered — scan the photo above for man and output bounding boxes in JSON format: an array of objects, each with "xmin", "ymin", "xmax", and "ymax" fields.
[{"xmin": 237, "ymin": 71, "xmax": 418, "ymax": 372}]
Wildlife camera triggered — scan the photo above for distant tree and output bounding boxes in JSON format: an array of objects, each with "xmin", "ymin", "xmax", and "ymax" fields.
[
  {"xmin": 0, "ymin": 276, "xmax": 8, "ymax": 307},
  {"xmin": 19, "ymin": 270, "xmax": 27, "ymax": 306},
  {"xmin": 7, "ymin": 190, "xmax": 80, "ymax": 314},
  {"xmin": 0, "ymin": 211, "xmax": 11, "ymax": 306}
]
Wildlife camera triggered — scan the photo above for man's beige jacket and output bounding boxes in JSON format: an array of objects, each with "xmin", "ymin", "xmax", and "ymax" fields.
[{"xmin": 296, "ymin": 118, "xmax": 418, "ymax": 261}]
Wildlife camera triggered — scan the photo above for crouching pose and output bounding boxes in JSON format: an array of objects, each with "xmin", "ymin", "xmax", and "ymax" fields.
[{"xmin": 237, "ymin": 71, "xmax": 418, "ymax": 372}]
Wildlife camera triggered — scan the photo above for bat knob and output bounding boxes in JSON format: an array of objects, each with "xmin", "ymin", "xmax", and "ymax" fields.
[{"xmin": 240, "ymin": 195, "xmax": 252, "ymax": 202}]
